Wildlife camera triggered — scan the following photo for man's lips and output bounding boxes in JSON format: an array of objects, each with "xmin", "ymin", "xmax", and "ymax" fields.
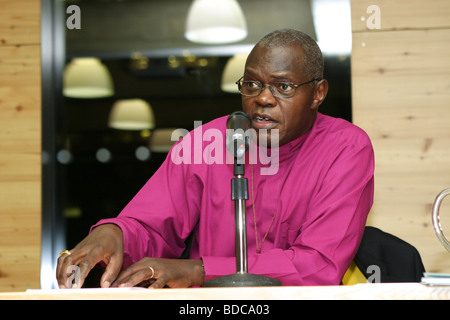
[{"xmin": 251, "ymin": 113, "xmax": 278, "ymax": 129}]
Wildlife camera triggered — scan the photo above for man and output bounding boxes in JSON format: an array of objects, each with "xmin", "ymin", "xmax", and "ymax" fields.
[{"xmin": 57, "ymin": 29, "xmax": 374, "ymax": 289}]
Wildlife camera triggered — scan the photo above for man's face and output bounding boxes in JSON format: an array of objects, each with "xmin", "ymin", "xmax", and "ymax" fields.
[{"xmin": 241, "ymin": 44, "xmax": 326, "ymax": 146}]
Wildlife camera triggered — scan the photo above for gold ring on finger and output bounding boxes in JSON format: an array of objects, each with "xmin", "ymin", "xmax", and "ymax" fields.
[
  {"xmin": 148, "ymin": 266, "xmax": 155, "ymax": 279},
  {"xmin": 59, "ymin": 250, "xmax": 71, "ymax": 257}
]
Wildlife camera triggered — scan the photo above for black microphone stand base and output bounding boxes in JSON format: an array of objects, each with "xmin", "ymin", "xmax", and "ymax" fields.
[{"xmin": 203, "ymin": 273, "xmax": 281, "ymax": 287}]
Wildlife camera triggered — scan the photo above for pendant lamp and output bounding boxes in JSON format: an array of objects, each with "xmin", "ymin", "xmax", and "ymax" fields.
[
  {"xmin": 149, "ymin": 128, "xmax": 188, "ymax": 152},
  {"xmin": 221, "ymin": 53, "xmax": 248, "ymax": 93},
  {"xmin": 185, "ymin": 0, "xmax": 247, "ymax": 44},
  {"xmin": 63, "ymin": 57, "xmax": 114, "ymax": 98},
  {"xmin": 108, "ymin": 99, "xmax": 155, "ymax": 130}
]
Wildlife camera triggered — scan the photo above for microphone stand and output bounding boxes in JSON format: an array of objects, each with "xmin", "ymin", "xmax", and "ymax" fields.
[{"xmin": 203, "ymin": 140, "xmax": 281, "ymax": 287}]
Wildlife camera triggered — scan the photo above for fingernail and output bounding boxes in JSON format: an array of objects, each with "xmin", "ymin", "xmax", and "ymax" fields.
[{"xmin": 102, "ymin": 280, "xmax": 111, "ymax": 288}]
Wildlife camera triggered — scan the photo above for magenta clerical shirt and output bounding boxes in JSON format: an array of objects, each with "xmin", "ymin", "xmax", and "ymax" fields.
[{"xmin": 93, "ymin": 113, "xmax": 374, "ymax": 286}]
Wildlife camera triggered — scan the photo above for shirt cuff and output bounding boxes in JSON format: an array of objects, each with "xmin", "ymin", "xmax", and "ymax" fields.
[{"xmin": 201, "ymin": 256, "xmax": 236, "ymax": 282}]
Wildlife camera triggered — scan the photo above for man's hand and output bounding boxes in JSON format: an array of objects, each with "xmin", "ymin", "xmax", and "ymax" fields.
[
  {"xmin": 56, "ymin": 224, "xmax": 124, "ymax": 289},
  {"xmin": 112, "ymin": 258, "xmax": 205, "ymax": 288}
]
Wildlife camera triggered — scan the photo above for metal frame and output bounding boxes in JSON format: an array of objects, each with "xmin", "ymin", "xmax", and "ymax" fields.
[{"xmin": 40, "ymin": 0, "xmax": 66, "ymax": 289}]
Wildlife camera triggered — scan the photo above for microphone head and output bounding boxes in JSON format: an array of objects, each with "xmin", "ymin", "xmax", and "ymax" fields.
[
  {"xmin": 226, "ymin": 111, "xmax": 252, "ymax": 159},
  {"xmin": 226, "ymin": 111, "xmax": 251, "ymax": 131}
]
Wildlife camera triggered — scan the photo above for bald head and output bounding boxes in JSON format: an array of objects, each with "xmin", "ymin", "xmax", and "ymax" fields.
[{"xmin": 252, "ymin": 28, "xmax": 324, "ymax": 80}]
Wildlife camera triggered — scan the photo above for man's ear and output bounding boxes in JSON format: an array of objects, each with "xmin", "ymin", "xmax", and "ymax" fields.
[{"xmin": 311, "ymin": 79, "xmax": 328, "ymax": 110}]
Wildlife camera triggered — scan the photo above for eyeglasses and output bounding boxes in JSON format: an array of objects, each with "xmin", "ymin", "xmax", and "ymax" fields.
[{"xmin": 235, "ymin": 76, "xmax": 321, "ymax": 98}]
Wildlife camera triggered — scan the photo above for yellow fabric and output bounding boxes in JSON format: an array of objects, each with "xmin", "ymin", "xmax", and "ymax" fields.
[{"xmin": 342, "ymin": 261, "xmax": 368, "ymax": 285}]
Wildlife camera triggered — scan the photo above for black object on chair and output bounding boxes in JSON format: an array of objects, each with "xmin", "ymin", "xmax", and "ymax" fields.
[{"xmin": 354, "ymin": 226, "xmax": 426, "ymax": 282}]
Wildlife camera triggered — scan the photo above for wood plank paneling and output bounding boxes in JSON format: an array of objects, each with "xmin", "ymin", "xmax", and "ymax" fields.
[
  {"xmin": 352, "ymin": 0, "xmax": 450, "ymax": 32},
  {"xmin": 0, "ymin": 45, "xmax": 41, "ymax": 183},
  {"xmin": 351, "ymin": 1, "xmax": 450, "ymax": 274},
  {"xmin": 0, "ymin": 0, "xmax": 41, "ymax": 291},
  {"xmin": 0, "ymin": 0, "xmax": 40, "ymax": 45}
]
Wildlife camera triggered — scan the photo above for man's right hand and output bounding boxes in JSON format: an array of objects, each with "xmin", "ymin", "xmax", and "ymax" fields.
[{"xmin": 56, "ymin": 224, "xmax": 124, "ymax": 289}]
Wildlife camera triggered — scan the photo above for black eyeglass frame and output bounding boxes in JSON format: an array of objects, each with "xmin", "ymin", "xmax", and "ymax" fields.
[{"xmin": 235, "ymin": 76, "xmax": 322, "ymax": 98}]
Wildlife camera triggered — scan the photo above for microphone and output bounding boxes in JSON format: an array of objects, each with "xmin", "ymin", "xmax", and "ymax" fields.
[
  {"xmin": 226, "ymin": 111, "xmax": 251, "ymax": 159},
  {"xmin": 203, "ymin": 111, "xmax": 282, "ymax": 287}
]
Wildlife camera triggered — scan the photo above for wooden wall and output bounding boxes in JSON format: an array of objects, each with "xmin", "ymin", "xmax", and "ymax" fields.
[
  {"xmin": 0, "ymin": 0, "xmax": 41, "ymax": 291},
  {"xmin": 351, "ymin": 0, "xmax": 450, "ymax": 273}
]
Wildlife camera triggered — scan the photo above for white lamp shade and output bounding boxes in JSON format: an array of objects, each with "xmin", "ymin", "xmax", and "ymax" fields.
[
  {"xmin": 108, "ymin": 99, "xmax": 155, "ymax": 130},
  {"xmin": 221, "ymin": 53, "xmax": 248, "ymax": 93},
  {"xmin": 185, "ymin": 0, "xmax": 247, "ymax": 44},
  {"xmin": 63, "ymin": 57, "xmax": 114, "ymax": 98},
  {"xmin": 150, "ymin": 128, "xmax": 188, "ymax": 152}
]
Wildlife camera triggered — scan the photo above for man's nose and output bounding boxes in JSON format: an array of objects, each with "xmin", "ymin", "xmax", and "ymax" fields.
[{"xmin": 255, "ymin": 85, "xmax": 277, "ymax": 107}]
